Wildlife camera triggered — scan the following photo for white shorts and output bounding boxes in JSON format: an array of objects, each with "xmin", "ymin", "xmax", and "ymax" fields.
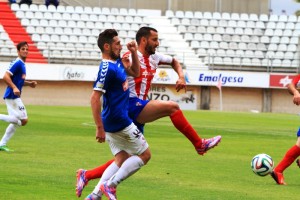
[
  {"xmin": 5, "ymin": 98, "xmax": 28, "ymax": 120},
  {"xmin": 106, "ymin": 122, "xmax": 149, "ymax": 156}
]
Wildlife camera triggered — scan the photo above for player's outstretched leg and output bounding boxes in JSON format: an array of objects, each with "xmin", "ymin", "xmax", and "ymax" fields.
[
  {"xmin": 76, "ymin": 159, "xmax": 115, "ymax": 197},
  {"xmin": 271, "ymin": 171, "xmax": 286, "ymax": 185},
  {"xmin": 271, "ymin": 145, "xmax": 300, "ymax": 185},
  {"xmin": 196, "ymin": 135, "xmax": 222, "ymax": 155},
  {"xmin": 76, "ymin": 169, "xmax": 88, "ymax": 197},
  {"xmin": 169, "ymin": 109, "xmax": 222, "ymax": 155}
]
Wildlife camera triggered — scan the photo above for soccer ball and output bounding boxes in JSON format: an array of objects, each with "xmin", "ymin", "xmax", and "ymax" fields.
[{"xmin": 251, "ymin": 153, "xmax": 274, "ymax": 176}]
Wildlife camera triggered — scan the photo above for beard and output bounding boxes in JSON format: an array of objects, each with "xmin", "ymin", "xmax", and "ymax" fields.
[
  {"xmin": 110, "ymin": 51, "xmax": 120, "ymax": 60},
  {"xmin": 145, "ymin": 45, "xmax": 156, "ymax": 55}
]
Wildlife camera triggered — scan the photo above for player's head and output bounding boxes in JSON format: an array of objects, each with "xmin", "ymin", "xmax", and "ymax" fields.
[
  {"xmin": 136, "ymin": 27, "xmax": 159, "ymax": 55},
  {"xmin": 16, "ymin": 41, "xmax": 29, "ymax": 61},
  {"xmin": 97, "ymin": 29, "xmax": 122, "ymax": 60}
]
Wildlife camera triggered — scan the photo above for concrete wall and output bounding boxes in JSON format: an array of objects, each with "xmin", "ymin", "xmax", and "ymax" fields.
[
  {"xmin": 209, "ymin": 86, "xmax": 297, "ymax": 114},
  {"xmin": 210, "ymin": 87, "xmax": 263, "ymax": 112},
  {"xmin": 0, "ymin": 80, "xmax": 93, "ymax": 107}
]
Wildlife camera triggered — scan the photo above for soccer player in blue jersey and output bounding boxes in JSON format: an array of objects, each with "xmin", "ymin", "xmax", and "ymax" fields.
[
  {"xmin": 76, "ymin": 27, "xmax": 221, "ymax": 198},
  {"xmin": 85, "ymin": 29, "xmax": 151, "ymax": 200},
  {"xmin": 0, "ymin": 41, "xmax": 37, "ymax": 152}
]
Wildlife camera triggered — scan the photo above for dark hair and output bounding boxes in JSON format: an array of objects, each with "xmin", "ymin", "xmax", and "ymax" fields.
[
  {"xmin": 135, "ymin": 27, "xmax": 158, "ymax": 45},
  {"xmin": 16, "ymin": 41, "xmax": 28, "ymax": 51},
  {"xmin": 97, "ymin": 29, "xmax": 118, "ymax": 52}
]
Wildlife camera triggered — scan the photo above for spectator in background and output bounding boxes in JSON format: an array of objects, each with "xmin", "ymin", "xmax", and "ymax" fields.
[
  {"xmin": 8, "ymin": 0, "xmax": 16, "ymax": 4},
  {"xmin": 45, "ymin": 0, "xmax": 59, "ymax": 7},
  {"xmin": 19, "ymin": 0, "xmax": 32, "ymax": 5}
]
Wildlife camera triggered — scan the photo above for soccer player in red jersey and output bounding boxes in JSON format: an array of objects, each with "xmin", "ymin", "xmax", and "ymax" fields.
[{"xmin": 271, "ymin": 74, "xmax": 300, "ymax": 185}]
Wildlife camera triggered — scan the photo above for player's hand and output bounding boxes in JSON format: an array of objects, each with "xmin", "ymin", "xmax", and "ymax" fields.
[
  {"xmin": 13, "ymin": 87, "xmax": 20, "ymax": 97},
  {"xmin": 175, "ymin": 77, "xmax": 186, "ymax": 92},
  {"xmin": 95, "ymin": 128, "xmax": 105, "ymax": 143},
  {"xmin": 126, "ymin": 41, "xmax": 137, "ymax": 53},
  {"xmin": 122, "ymin": 54, "xmax": 131, "ymax": 69},
  {"xmin": 293, "ymin": 93, "xmax": 300, "ymax": 105},
  {"xmin": 30, "ymin": 81, "xmax": 37, "ymax": 88}
]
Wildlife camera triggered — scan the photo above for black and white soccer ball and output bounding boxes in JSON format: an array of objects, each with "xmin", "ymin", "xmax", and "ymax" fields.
[{"xmin": 251, "ymin": 153, "xmax": 274, "ymax": 176}]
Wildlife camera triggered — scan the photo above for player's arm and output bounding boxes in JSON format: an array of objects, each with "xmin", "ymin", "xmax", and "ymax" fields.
[
  {"xmin": 288, "ymin": 76, "xmax": 300, "ymax": 105},
  {"xmin": 170, "ymin": 58, "xmax": 186, "ymax": 92},
  {"xmin": 24, "ymin": 80, "xmax": 37, "ymax": 88},
  {"xmin": 123, "ymin": 41, "xmax": 140, "ymax": 77},
  {"xmin": 90, "ymin": 90, "xmax": 105, "ymax": 143},
  {"xmin": 3, "ymin": 71, "xmax": 20, "ymax": 96}
]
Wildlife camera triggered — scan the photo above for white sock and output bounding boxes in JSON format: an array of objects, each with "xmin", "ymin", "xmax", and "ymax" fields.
[
  {"xmin": 108, "ymin": 155, "xmax": 144, "ymax": 187},
  {"xmin": 0, "ymin": 124, "xmax": 18, "ymax": 146},
  {"xmin": 92, "ymin": 162, "xmax": 119, "ymax": 195},
  {"xmin": 0, "ymin": 114, "xmax": 21, "ymax": 126}
]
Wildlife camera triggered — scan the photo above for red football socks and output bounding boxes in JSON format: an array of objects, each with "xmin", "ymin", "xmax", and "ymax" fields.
[
  {"xmin": 170, "ymin": 110, "xmax": 202, "ymax": 148},
  {"xmin": 275, "ymin": 145, "xmax": 300, "ymax": 173},
  {"xmin": 85, "ymin": 159, "xmax": 115, "ymax": 180}
]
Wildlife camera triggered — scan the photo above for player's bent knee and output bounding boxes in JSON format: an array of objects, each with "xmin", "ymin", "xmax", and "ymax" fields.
[
  {"xmin": 139, "ymin": 149, "xmax": 151, "ymax": 165},
  {"xmin": 165, "ymin": 101, "xmax": 180, "ymax": 113}
]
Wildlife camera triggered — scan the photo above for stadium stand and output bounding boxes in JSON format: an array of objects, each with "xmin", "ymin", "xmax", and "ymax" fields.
[
  {"xmin": 0, "ymin": 1, "xmax": 299, "ymax": 72},
  {"xmin": 0, "ymin": 1, "xmax": 47, "ymax": 63}
]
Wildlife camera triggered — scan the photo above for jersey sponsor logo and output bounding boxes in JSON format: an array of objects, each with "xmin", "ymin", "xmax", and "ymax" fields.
[
  {"xmin": 153, "ymin": 69, "xmax": 170, "ymax": 82},
  {"xmin": 141, "ymin": 69, "xmax": 155, "ymax": 77}
]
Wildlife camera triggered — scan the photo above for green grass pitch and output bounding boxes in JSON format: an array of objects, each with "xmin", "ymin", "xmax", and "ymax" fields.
[{"xmin": 0, "ymin": 105, "xmax": 300, "ymax": 200}]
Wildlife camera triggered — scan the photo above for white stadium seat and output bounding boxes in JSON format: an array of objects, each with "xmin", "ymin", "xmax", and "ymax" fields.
[
  {"xmin": 56, "ymin": 5, "xmax": 66, "ymax": 13},
  {"xmin": 226, "ymin": 49, "xmax": 235, "ymax": 57},
  {"xmin": 221, "ymin": 12, "xmax": 231, "ymax": 20},
  {"xmin": 229, "ymin": 42, "xmax": 238, "ymax": 49},
  {"xmin": 288, "ymin": 15, "xmax": 297, "ymax": 22},
  {"xmin": 282, "ymin": 59, "xmax": 292, "ymax": 67},
  {"xmin": 194, "ymin": 11, "xmax": 202, "ymax": 18},
  {"xmin": 11, "ymin": 3, "xmax": 19, "ymax": 11},
  {"xmin": 272, "ymin": 59, "xmax": 282, "ymax": 67},
  {"xmin": 232, "ymin": 57, "xmax": 241, "ymax": 65},
  {"xmin": 275, "ymin": 51, "xmax": 285, "ymax": 59},
  {"xmin": 259, "ymin": 14, "xmax": 268, "ymax": 21},
  {"xmin": 249, "ymin": 14, "xmax": 258, "ymax": 21},
  {"xmin": 240, "ymin": 13, "xmax": 249, "ymax": 21},
  {"xmin": 251, "ymin": 58, "xmax": 261, "ymax": 66},
  {"xmin": 231, "ymin": 13, "xmax": 240, "ymax": 20},
  {"xmin": 212, "ymin": 12, "xmax": 221, "ymax": 20}
]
